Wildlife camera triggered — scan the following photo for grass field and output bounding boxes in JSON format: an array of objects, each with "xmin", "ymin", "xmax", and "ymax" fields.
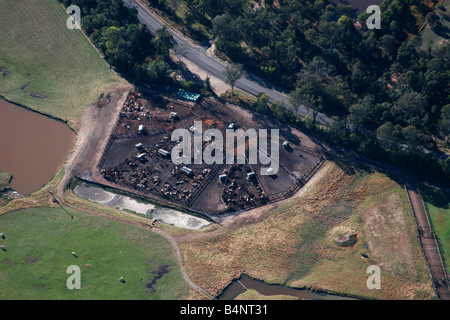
[
  {"xmin": 421, "ymin": 184, "xmax": 450, "ymax": 269},
  {"xmin": 180, "ymin": 162, "xmax": 435, "ymax": 300},
  {"xmin": 0, "ymin": 0, "xmax": 123, "ymax": 128},
  {"xmin": 0, "ymin": 207, "xmax": 190, "ymax": 299}
]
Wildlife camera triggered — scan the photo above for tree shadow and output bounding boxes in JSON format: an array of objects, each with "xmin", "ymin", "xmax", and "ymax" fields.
[
  {"xmin": 420, "ymin": 184, "xmax": 450, "ymax": 210},
  {"xmin": 175, "ymin": 60, "xmax": 205, "ymax": 87},
  {"xmin": 58, "ymin": 201, "xmax": 74, "ymax": 219},
  {"xmin": 432, "ymin": 24, "xmax": 450, "ymax": 39}
]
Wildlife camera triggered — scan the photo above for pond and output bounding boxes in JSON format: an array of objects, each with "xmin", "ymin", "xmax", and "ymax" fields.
[
  {"xmin": 218, "ymin": 274, "xmax": 358, "ymax": 300},
  {"xmin": 0, "ymin": 99, "xmax": 75, "ymax": 195}
]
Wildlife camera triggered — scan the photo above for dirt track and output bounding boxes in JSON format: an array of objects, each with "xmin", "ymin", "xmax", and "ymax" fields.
[
  {"xmin": 405, "ymin": 181, "xmax": 450, "ymax": 300},
  {"xmin": 57, "ymin": 84, "xmax": 132, "ymax": 199}
]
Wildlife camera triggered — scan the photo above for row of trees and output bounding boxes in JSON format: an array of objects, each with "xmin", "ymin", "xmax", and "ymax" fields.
[
  {"xmin": 197, "ymin": 0, "xmax": 449, "ymax": 183},
  {"xmin": 148, "ymin": 0, "xmax": 448, "ymax": 133},
  {"xmin": 211, "ymin": 0, "xmax": 449, "ymax": 182},
  {"xmin": 244, "ymin": 90, "xmax": 450, "ymax": 183},
  {"xmin": 59, "ymin": 0, "xmax": 177, "ymax": 86}
]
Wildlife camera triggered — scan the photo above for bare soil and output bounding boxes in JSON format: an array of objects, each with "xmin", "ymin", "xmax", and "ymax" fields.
[
  {"xmin": 97, "ymin": 91, "xmax": 323, "ymax": 216},
  {"xmin": 57, "ymin": 83, "xmax": 133, "ymax": 200}
]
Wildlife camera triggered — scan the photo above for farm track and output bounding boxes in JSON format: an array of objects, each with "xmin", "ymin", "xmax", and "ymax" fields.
[{"xmin": 405, "ymin": 181, "xmax": 450, "ymax": 300}]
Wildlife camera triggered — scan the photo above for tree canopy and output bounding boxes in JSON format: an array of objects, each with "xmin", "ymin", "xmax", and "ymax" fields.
[{"xmin": 224, "ymin": 63, "xmax": 243, "ymax": 94}]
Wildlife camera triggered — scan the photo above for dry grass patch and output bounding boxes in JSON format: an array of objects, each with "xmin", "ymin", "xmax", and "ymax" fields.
[{"xmin": 179, "ymin": 162, "xmax": 435, "ymax": 299}]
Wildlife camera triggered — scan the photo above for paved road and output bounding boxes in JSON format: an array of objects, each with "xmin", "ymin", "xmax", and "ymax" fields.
[{"xmin": 123, "ymin": 0, "xmax": 331, "ymax": 126}]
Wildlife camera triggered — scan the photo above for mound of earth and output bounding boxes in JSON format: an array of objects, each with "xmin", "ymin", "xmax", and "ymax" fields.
[{"xmin": 329, "ymin": 226, "xmax": 358, "ymax": 247}]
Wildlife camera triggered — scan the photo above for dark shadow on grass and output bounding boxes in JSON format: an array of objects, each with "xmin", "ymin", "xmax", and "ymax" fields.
[
  {"xmin": 420, "ymin": 184, "xmax": 450, "ymax": 210},
  {"xmin": 56, "ymin": 200, "xmax": 74, "ymax": 219},
  {"xmin": 432, "ymin": 24, "xmax": 450, "ymax": 39}
]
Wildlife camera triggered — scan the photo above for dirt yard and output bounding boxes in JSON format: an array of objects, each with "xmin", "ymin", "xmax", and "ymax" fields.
[{"xmin": 97, "ymin": 90, "xmax": 324, "ymax": 217}]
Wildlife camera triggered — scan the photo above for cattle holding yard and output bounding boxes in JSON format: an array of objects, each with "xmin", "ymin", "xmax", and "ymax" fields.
[{"xmin": 98, "ymin": 90, "xmax": 325, "ymax": 217}]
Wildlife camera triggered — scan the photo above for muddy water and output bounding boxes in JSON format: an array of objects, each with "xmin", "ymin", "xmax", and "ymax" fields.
[
  {"xmin": 0, "ymin": 99, "xmax": 75, "ymax": 194},
  {"xmin": 218, "ymin": 274, "xmax": 357, "ymax": 300}
]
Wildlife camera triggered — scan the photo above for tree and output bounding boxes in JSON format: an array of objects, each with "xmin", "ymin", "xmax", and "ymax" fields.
[
  {"xmin": 153, "ymin": 25, "xmax": 176, "ymax": 60},
  {"xmin": 396, "ymin": 41, "xmax": 418, "ymax": 68},
  {"xmin": 103, "ymin": 26, "xmax": 131, "ymax": 69},
  {"xmin": 336, "ymin": 15, "xmax": 360, "ymax": 51},
  {"xmin": 204, "ymin": 76, "xmax": 213, "ymax": 94},
  {"xmin": 224, "ymin": 63, "xmax": 243, "ymax": 95},
  {"xmin": 401, "ymin": 125, "xmax": 430, "ymax": 150},
  {"xmin": 347, "ymin": 103, "xmax": 368, "ymax": 133},
  {"xmin": 426, "ymin": 12, "xmax": 441, "ymax": 31},
  {"xmin": 439, "ymin": 104, "xmax": 450, "ymax": 142},
  {"xmin": 212, "ymin": 13, "xmax": 241, "ymax": 44},
  {"xmin": 289, "ymin": 87, "xmax": 322, "ymax": 125},
  {"xmin": 389, "ymin": 20, "xmax": 401, "ymax": 38},
  {"xmin": 146, "ymin": 60, "xmax": 170, "ymax": 84},
  {"xmin": 376, "ymin": 122, "xmax": 401, "ymax": 149},
  {"xmin": 395, "ymin": 91, "xmax": 427, "ymax": 125},
  {"xmin": 380, "ymin": 35, "xmax": 397, "ymax": 61},
  {"xmin": 255, "ymin": 93, "xmax": 270, "ymax": 115}
]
